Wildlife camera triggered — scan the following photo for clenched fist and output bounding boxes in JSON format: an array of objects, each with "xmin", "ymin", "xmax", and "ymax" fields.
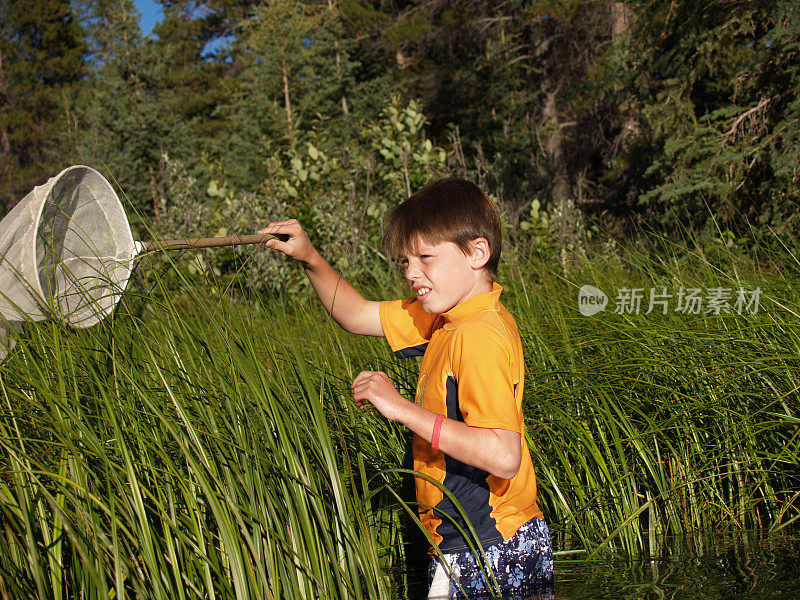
[{"xmin": 351, "ymin": 371, "xmax": 410, "ymax": 422}]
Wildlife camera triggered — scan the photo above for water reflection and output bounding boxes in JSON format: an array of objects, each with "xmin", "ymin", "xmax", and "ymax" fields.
[
  {"xmin": 554, "ymin": 531, "xmax": 799, "ymax": 600},
  {"xmin": 390, "ymin": 531, "xmax": 798, "ymax": 599}
]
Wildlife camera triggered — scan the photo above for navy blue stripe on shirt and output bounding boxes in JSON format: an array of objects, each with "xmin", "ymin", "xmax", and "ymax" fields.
[
  {"xmin": 434, "ymin": 376, "xmax": 503, "ymax": 552},
  {"xmin": 394, "ymin": 343, "xmax": 428, "ymax": 359}
]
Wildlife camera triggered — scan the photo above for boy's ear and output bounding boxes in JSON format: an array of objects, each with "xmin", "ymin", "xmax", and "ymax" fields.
[{"xmin": 469, "ymin": 238, "xmax": 491, "ymax": 270}]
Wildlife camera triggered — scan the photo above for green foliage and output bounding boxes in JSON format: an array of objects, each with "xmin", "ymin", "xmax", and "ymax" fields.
[
  {"xmin": 0, "ymin": 5, "xmax": 795, "ymax": 578},
  {"xmin": 3, "ymin": 0, "xmax": 799, "ymax": 243},
  {"xmin": 1, "ymin": 235, "xmax": 799, "ymax": 597},
  {"xmin": 217, "ymin": 0, "xmax": 396, "ymax": 195},
  {"xmin": 601, "ymin": 0, "xmax": 800, "ymax": 232},
  {"xmin": 0, "ymin": 0, "xmax": 86, "ymax": 211},
  {"xmin": 517, "ymin": 198, "xmax": 552, "ymax": 248},
  {"xmin": 365, "ymin": 95, "xmax": 448, "ymax": 199},
  {"xmin": 150, "ymin": 1, "xmax": 240, "ymax": 144},
  {"xmin": 160, "ymin": 152, "xmax": 294, "ymax": 291},
  {"xmin": 501, "ymin": 232, "xmax": 800, "ymax": 554},
  {"xmin": 0, "ymin": 264, "xmax": 403, "ymax": 598},
  {"xmin": 161, "ymin": 95, "xmax": 449, "ymax": 295},
  {"xmin": 73, "ymin": 0, "xmax": 190, "ymax": 227},
  {"xmin": 375, "ymin": 0, "xmax": 544, "ymax": 204}
]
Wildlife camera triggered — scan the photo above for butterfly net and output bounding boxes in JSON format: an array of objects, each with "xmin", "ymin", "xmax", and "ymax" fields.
[{"xmin": 0, "ymin": 165, "xmax": 136, "ymax": 360}]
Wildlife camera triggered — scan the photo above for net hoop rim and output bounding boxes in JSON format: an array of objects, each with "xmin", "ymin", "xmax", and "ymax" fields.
[{"xmin": 29, "ymin": 165, "xmax": 136, "ymax": 328}]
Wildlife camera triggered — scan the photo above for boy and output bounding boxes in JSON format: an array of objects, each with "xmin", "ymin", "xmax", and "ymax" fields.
[{"xmin": 258, "ymin": 178, "xmax": 553, "ymax": 599}]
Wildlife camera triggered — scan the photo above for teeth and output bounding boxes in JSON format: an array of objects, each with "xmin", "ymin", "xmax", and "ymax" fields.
[{"xmin": 416, "ymin": 287, "xmax": 431, "ymax": 296}]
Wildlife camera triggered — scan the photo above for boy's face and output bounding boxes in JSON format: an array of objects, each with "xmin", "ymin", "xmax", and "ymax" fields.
[{"xmin": 399, "ymin": 238, "xmax": 492, "ymax": 314}]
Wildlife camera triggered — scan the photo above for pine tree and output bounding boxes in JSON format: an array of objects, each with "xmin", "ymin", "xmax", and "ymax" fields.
[
  {"xmin": 370, "ymin": 1, "xmax": 615, "ymax": 246},
  {"xmin": 75, "ymin": 0, "xmax": 186, "ymax": 228},
  {"xmin": 217, "ymin": 0, "xmax": 320, "ymax": 190},
  {"xmin": 601, "ymin": 0, "xmax": 800, "ymax": 232},
  {"xmin": 0, "ymin": 0, "xmax": 86, "ymax": 211},
  {"xmin": 151, "ymin": 1, "xmax": 258, "ymax": 148}
]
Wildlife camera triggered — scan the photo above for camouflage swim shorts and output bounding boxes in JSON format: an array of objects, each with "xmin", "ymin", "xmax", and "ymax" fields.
[{"xmin": 427, "ymin": 518, "xmax": 555, "ymax": 599}]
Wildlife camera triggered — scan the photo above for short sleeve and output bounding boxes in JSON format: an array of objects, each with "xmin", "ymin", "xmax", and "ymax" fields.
[
  {"xmin": 450, "ymin": 324, "xmax": 521, "ymax": 432},
  {"xmin": 379, "ymin": 298, "xmax": 441, "ymax": 359}
]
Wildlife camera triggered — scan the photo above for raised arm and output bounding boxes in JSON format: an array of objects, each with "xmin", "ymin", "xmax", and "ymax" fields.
[{"xmin": 258, "ymin": 219, "xmax": 384, "ymax": 336}]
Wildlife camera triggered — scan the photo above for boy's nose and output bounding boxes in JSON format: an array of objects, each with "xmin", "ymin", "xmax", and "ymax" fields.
[{"xmin": 404, "ymin": 261, "xmax": 421, "ymax": 281}]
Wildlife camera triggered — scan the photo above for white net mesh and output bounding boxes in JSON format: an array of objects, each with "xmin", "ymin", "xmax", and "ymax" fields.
[{"xmin": 0, "ymin": 165, "xmax": 136, "ymax": 340}]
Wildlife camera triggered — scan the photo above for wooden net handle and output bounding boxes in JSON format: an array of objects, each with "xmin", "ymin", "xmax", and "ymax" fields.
[{"xmin": 145, "ymin": 233, "xmax": 276, "ymax": 252}]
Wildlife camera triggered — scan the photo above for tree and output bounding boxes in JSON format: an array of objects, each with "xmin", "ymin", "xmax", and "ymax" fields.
[
  {"xmin": 75, "ymin": 0, "xmax": 188, "ymax": 228},
  {"xmin": 219, "ymin": 0, "xmax": 389, "ymax": 191},
  {"xmin": 150, "ymin": 1, "xmax": 257, "ymax": 147},
  {"xmin": 370, "ymin": 1, "xmax": 622, "ymax": 252},
  {"xmin": 214, "ymin": 0, "xmax": 315, "ymax": 191},
  {"xmin": 588, "ymin": 0, "xmax": 800, "ymax": 234},
  {"xmin": 0, "ymin": 0, "xmax": 86, "ymax": 212}
]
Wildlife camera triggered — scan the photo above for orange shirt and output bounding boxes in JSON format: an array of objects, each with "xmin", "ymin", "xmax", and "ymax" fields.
[{"xmin": 380, "ymin": 283, "xmax": 543, "ymax": 553}]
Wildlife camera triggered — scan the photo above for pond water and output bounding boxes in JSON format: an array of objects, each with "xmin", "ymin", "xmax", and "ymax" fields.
[
  {"xmin": 555, "ymin": 532, "xmax": 799, "ymax": 600},
  {"xmin": 394, "ymin": 531, "xmax": 800, "ymax": 599}
]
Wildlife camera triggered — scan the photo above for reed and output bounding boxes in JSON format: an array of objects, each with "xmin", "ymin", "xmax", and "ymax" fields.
[
  {"xmin": 504, "ymin": 234, "xmax": 800, "ymax": 556},
  {"xmin": 0, "ymin": 262, "xmax": 406, "ymax": 598},
  {"xmin": 0, "ymin": 235, "xmax": 798, "ymax": 597}
]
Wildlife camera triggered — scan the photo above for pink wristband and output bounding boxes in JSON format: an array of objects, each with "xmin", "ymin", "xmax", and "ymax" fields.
[{"xmin": 431, "ymin": 414, "xmax": 445, "ymax": 451}]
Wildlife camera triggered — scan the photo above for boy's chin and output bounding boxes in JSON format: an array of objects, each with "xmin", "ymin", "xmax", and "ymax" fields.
[
  {"xmin": 417, "ymin": 299, "xmax": 437, "ymax": 314},
  {"xmin": 419, "ymin": 299, "xmax": 455, "ymax": 315}
]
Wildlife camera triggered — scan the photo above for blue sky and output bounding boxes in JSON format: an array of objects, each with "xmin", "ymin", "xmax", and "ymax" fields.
[
  {"xmin": 133, "ymin": 0, "xmax": 163, "ymax": 36},
  {"xmin": 131, "ymin": 1, "xmax": 229, "ymax": 55}
]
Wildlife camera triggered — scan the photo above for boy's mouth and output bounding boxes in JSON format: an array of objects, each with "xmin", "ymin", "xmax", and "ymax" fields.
[{"xmin": 414, "ymin": 286, "xmax": 431, "ymax": 299}]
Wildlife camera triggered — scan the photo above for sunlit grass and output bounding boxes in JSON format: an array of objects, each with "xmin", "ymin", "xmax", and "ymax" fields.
[
  {"xmin": 503, "ymin": 233, "xmax": 800, "ymax": 556},
  {"xmin": 0, "ymin": 259, "xmax": 406, "ymax": 599},
  {"xmin": 0, "ymin": 234, "xmax": 798, "ymax": 597}
]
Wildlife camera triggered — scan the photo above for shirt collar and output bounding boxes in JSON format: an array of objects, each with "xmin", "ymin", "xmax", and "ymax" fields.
[{"xmin": 441, "ymin": 282, "xmax": 503, "ymax": 329}]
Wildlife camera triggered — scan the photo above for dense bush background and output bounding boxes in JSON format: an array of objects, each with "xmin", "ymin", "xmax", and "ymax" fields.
[{"xmin": 2, "ymin": 1, "xmax": 799, "ymax": 260}]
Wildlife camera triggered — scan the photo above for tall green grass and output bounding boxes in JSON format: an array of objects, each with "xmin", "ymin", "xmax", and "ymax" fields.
[
  {"xmin": 503, "ymin": 234, "xmax": 800, "ymax": 556},
  {"xmin": 1, "ymin": 236, "xmax": 799, "ymax": 597},
  {"xmin": 0, "ymin": 262, "xmax": 408, "ymax": 598}
]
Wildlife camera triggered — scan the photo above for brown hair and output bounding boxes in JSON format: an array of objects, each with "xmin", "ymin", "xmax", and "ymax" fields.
[{"xmin": 383, "ymin": 178, "xmax": 501, "ymax": 278}]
